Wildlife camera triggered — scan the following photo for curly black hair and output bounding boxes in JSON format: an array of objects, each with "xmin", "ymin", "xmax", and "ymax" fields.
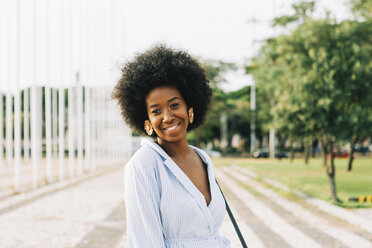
[{"xmin": 112, "ymin": 44, "xmax": 212, "ymax": 136}]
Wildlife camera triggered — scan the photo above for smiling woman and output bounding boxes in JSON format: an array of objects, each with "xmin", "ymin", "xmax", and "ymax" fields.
[{"xmin": 112, "ymin": 44, "xmax": 231, "ymax": 247}]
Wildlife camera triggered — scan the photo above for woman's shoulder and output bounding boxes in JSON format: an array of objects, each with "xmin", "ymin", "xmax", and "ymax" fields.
[
  {"xmin": 127, "ymin": 145, "xmax": 158, "ymax": 167},
  {"xmin": 124, "ymin": 145, "xmax": 163, "ymax": 200},
  {"xmin": 125, "ymin": 142, "xmax": 163, "ymax": 177}
]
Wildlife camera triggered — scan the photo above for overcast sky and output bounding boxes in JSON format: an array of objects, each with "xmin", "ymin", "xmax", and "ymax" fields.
[
  {"xmin": 121, "ymin": 0, "xmax": 352, "ymax": 91},
  {"xmin": 0, "ymin": 0, "xmax": 353, "ymax": 92}
]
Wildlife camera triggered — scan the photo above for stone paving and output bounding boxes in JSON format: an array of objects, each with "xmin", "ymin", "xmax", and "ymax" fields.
[
  {"xmin": 0, "ymin": 166, "xmax": 125, "ymax": 248},
  {"xmin": 0, "ymin": 163, "xmax": 372, "ymax": 247}
]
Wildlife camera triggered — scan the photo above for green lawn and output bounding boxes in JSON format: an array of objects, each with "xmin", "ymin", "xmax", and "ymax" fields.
[{"xmin": 212, "ymin": 156, "xmax": 372, "ymax": 208}]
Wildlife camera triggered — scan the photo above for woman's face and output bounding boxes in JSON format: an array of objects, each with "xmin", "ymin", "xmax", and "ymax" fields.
[{"xmin": 145, "ymin": 86, "xmax": 191, "ymax": 145}]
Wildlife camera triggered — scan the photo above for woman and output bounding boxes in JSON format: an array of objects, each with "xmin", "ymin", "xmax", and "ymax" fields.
[{"xmin": 112, "ymin": 44, "xmax": 231, "ymax": 247}]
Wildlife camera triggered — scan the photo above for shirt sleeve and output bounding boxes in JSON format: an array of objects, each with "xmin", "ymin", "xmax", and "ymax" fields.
[{"xmin": 124, "ymin": 157, "xmax": 165, "ymax": 248}]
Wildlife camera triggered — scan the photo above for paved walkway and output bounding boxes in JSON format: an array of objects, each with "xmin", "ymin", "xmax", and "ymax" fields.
[
  {"xmin": 0, "ymin": 158, "xmax": 120, "ymax": 200},
  {"xmin": 216, "ymin": 166, "xmax": 372, "ymax": 248},
  {"xmin": 0, "ymin": 164, "xmax": 371, "ymax": 247},
  {"xmin": 0, "ymin": 166, "xmax": 125, "ymax": 248}
]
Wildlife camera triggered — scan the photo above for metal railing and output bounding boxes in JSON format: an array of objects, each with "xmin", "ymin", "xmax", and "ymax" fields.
[
  {"xmin": 0, "ymin": 0, "xmax": 131, "ymax": 196},
  {"xmin": 0, "ymin": 85, "xmax": 132, "ymax": 196}
]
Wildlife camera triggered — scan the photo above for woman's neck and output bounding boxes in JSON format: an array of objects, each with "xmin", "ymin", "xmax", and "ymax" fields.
[{"xmin": 156, "ymin": 138, "xmax": 191, "ymax": 158}]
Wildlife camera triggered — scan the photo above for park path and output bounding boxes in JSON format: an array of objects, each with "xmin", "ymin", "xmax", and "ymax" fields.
[
  {"xmin": 215, "ymin": 165, "xmax": 372, "ymax": 248},
  {"xmin": 0, "ymin": 164, "xmax": 371, "ymax": 247}
]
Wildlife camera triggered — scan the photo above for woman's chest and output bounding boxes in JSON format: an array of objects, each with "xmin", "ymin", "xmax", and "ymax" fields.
[
  {"xmin": 157, "ymin": 164, "xmax": 225, "ymax": 237},
  {"xmin": 178, "ymin": 161, "xmax": 211, "ymax": 206}
]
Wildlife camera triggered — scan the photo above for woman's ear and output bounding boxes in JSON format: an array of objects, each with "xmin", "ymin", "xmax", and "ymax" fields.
[
  {"xmin": 144, "ymin": 120, "xmax": 154, "ymax": 136},
  {"xmin": 188, "ymin": 107, "xmax": 194, "ymax": 124}
]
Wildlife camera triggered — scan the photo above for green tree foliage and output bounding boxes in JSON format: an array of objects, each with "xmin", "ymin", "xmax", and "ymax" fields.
[
  {"xmin": 273, "ymin": 0, "xmax": 315, "ymax": 26},
  {"xmin": 349, "ymin": 0, "xmax": 372, "ymax": 20},
  {"xmin": 249, "ymin": 2, "xmax": 372, "ymax": 201}
]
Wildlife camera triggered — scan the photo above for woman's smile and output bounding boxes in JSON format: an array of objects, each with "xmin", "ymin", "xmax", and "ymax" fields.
[{"xmin": 163, "ymin": 121, "xmax": 182, "ymax": 131}]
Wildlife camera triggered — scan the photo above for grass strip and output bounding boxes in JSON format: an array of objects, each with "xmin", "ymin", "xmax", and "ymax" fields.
[{"xmin": 213, "ymin": 157, "xmax": 372, "ymax": 208}]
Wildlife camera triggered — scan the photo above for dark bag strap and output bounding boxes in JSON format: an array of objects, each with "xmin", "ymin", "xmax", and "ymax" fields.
[{"xmin": 215, "ymin": 179, "xmax": 248, "ymax": 248}]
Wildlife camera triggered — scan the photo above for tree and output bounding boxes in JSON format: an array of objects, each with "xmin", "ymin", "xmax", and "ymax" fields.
[{"xmin": 248, "ymin": 1, "xmax": 372, "ymax": 202}]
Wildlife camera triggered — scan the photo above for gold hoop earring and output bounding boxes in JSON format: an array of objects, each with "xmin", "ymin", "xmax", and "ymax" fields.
[
  {"xmin": 144, "ymin": 120, "xmax": 154, "ymax": 136},
  {"xmin": 188, "ymin": 108, "xmax": 194, "ymax": 124}
]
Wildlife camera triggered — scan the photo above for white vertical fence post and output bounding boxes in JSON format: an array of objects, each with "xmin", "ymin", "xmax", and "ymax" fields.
[
  {"xmin": 84, "ymin": 87, "xmax": 90, "ymax": 171},
  {"xmin": 68, "ymin": 86, "xmax": 75, "ymax": 178},
  {"xmin": 98, "ymin": 89, "xmax": 103, "ymax": 164},
  {"xmin": 37, "ymin": 88, "xmax": 42, "ymax": 172},
  {"xmin": 52, "ymin": 88, "xmax": 58, "ymax": 159},
  {"xmin": 105, "ymin": 93, "xmax": 109, "ymax": 162},
  {"xmin": 24, "ymin": 88, "xmax": 29, "ymax": 161},
  {"xmin": 6, "ymin": 93, "xmax": 12, "ymax": 164},
  {"xmin": 95, "ymin": 89, "xmax": 100, "ymax": 166},
  {"xmin": 91, "ymin": 88, "xmax": 96, "ymax": 171},
  {"xmin": 58, "ymin": 87, "xmax": 65, "ymax": 181},
  {"xmin": 65, "ymin": 0, "xmax": 74, "ymax": 179},
  {"xmin": 44, "ymin": 0, "xmax": 52, "ymax": 183},
  {"xmin": 58, "ymin": 0, "xmax": 66, "ymax": 182},
  {"xmin": 111, "ymin": 97, "xmax": 114, "ymax": 162},
  {"xmin": 31, "ymin": 85, "xmax": 39, "ymax": 188},
  {"xmin": 14, "ymin": 0, "xmax": 20, "ymax": 192},
  {"xmin": 45, "ymin": 86, "xmax": 52, "ymax": 182},
  {"xmin": 31, "ymin": 0, "xmax": 38, "ymax": 189},
  {"xmin": 77, "ymin": 0, "xmax": 83, "ymax": 172},
  {"xmin": 101, "ymin": 89, "xmax": 104, "ymax": 165},
  {"xmin": 77, "ymin": 84, "xmax": 83, "ymax": 175},
  {"xmin": 0, "ymin": 0, "xmax": 6, "ymax": 167},
  {"xmin": 14, "ymin": 88, "xmax": 20, "ymax": 192}
]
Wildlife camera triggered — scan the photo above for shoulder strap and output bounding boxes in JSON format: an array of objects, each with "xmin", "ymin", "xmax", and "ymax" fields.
[{"xmin": 216, "ymin": 179, "xmax": 248, "ymax": 248}]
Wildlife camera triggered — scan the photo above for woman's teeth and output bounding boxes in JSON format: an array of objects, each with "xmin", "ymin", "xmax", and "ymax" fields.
[{"xmin": 165, "ymin": 123, "xmax": 179, "ymax": 130}]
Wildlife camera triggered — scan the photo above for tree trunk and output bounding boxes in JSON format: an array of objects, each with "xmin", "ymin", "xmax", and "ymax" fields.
[
  {"xmin": 318, "ymin": 134, "xmax": 327, "ymax": 167},
  {"xmin": 327, "ymin": 139, "xmax": 340, "ymax": 202},
  {"xmin": 311, "ymin": 138, "xmax": 318, "ymax": 158},
  {"xmin": 304, "ymin": 141, "xmax": 310, "ymax": 165},
  {"xmin": 289, "ymin": 140, "xmax": 294, "ymax": 162},
  {"xmin": 347, "ymin": 136, "xmax": 357, "ymax": 172},
  {"xmin": 269, "ymin": 128, "xmax": 275, "ymax": 159}
]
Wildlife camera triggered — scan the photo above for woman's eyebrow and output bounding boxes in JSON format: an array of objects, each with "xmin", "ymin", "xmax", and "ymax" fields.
[
  {"xmin": 168, "ymin": 97, "xmax": 180, "ymax": 102},
  {"xmin": 148, "ymin": 97, "xmax": 180, "ymax": 109},
  {"xmin": 148, "ymin": 104, "xmax": 159, "ymax": 109}
]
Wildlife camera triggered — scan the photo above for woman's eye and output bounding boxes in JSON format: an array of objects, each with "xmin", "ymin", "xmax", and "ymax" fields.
[
  {"xmin": 152, "ymin": 109, "xmax": 161, "ymax": 114},
  {"xmin": 170, "ymin": 103, "xmax": 179, "ymax": 109}
]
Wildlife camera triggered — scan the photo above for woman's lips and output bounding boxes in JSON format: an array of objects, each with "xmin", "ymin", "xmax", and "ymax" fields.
[{"xmin": 163, "ymin": 121, "xmax": 182, "ymax": 131}]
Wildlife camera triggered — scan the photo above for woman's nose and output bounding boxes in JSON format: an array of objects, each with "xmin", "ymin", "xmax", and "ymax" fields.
[{"xmin": 163, "ymin": 108, "xmax": 174, "ymax": 122}]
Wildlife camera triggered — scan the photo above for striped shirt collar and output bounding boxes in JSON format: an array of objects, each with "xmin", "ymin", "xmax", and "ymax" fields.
[{"xmin": 140, "ymin": 138, "xmax": 210, "ymax": 165}]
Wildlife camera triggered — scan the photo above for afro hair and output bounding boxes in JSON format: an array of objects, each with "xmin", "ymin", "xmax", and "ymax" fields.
[{"xmin": 112, "ymin": 44, "xmax": 212, "ymax": 136}]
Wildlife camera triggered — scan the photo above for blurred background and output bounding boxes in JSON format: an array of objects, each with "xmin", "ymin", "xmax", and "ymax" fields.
[{"xmin": 0, "ymin": 0, "xmax": 371, "ymax": 247}]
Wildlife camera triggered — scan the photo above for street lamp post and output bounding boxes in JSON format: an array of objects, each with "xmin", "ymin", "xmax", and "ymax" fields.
[{"xmin": 250, "ymin": 81, "xmax": 256, "ymax": 154}]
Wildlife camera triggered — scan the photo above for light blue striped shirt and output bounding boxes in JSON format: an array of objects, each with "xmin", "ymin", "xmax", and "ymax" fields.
[{"xmin": 124, "ymin": 138, "xmax": 231, "ymax": 248}]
